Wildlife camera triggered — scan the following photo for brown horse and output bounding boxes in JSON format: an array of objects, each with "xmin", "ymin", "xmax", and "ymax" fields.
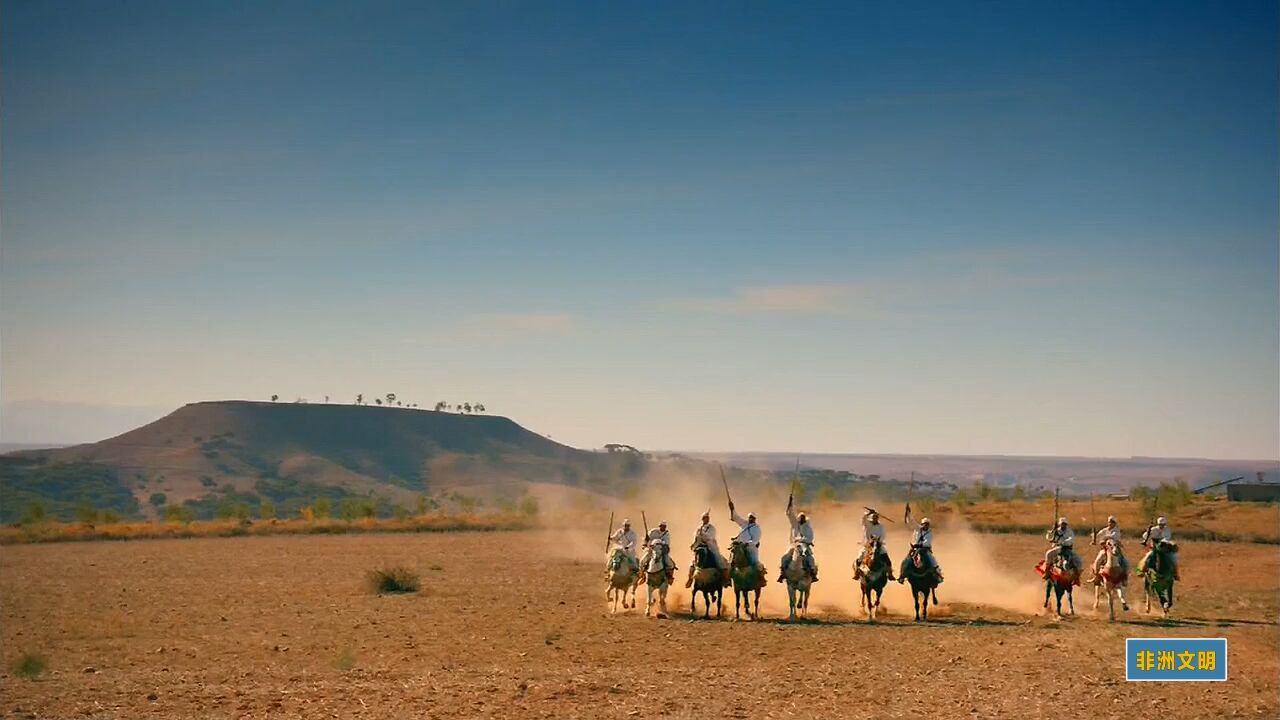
[
  {"xmin": 902, "ymin": 547, "xmax": 939, "ymax": 622},
  {"xmin": 689, "ymin": 543, "xmax": 723, "ymax": 620},
  {"xmin": 856, "ymin": 540, "xmax": 890, "ymax": 622}
]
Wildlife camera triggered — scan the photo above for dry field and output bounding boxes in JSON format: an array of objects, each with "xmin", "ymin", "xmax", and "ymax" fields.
[{"xmin": 1, "ymin": 531, "xmax": 1276, "ymax": 719}]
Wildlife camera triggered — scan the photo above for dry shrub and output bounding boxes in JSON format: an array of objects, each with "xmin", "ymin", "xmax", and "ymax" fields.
[
  {"xmin": 13, "ymin": 652, "xmax": 47, "ymax": 680},
  {"xmin": 366, "ymin": 566, "xmax": 420, "ymax": 594}
]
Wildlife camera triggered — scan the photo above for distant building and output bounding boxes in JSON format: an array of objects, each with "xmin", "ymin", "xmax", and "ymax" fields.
[{"xmin": 1227, "ymin": 476, "xmax": 1280, "ymax": 502}]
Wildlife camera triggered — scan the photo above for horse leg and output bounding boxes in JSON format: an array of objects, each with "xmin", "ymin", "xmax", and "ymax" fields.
[
  {"xmin": 1043, "ymin": 580, "xmax": 1051, "ymax": 609},
  {"xmin": 1093, "ymin": 582, "xmax": 1101, "ymax": 610},
  {"xmin": 1068, "ymin": 587, "xmax": 1075, "ymax": 616},
  {"xmin": 753, "ymin": 590, "xmax": 761, "ymax": 620}
]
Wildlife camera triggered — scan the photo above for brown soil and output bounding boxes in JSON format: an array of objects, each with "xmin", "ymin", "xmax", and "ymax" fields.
[{"xmin": 1, "ymin": 532, "xmax": 1276, "ymax": 719}]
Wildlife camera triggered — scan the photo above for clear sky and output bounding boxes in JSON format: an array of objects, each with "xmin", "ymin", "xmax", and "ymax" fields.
[{"xmin": 2, "ymin": 1, "xmax": 1277, "ymax": 458}]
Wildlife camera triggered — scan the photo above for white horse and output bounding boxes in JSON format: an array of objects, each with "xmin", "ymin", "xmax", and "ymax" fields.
[
  {"xmin": 1092, "ymin": 538, "xmax": 1130, "ymax": 622},
  {"xmin": 643, "ymin": 547, "xmax": 671, "ymax": 618},
  {"xmin": 606, "ymin": 548, "xmax": 639, "ymax": 613},
  {"xmin": 782, "ymin": 542, "xmax": 813, "ymax": 621}
]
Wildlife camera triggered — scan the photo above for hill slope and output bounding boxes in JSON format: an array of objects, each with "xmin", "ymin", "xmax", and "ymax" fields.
[{"xmin": 3, "ymin": 401, "xmax": 633, "ymax": 521}]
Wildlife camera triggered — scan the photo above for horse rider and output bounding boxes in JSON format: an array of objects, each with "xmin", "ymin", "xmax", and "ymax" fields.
[
  {"xmin": 605, "ymin": 518, "xmax": 638, "ymax": 577},
  {"xmin": 641, "ymin": 520, "xmax": 677, "ymax": 583},
  {"xmin": 1089, "ymin": 515, "xmax": 1127, "ymax": 583},
  {"xmin": 1044, "ymin": 517, "xmax": 1082, "ymax": 576},
  {"xmin": 898, "ymin": 517, "xmax": 943, "ymax": 584},
  {"xmin": 853, "ymin": 508, "xmax": 894, "ymax": 582},
  {"xmin": 1136, "ymin": 516, "xmax": 1180, "ymax": 580},
  {"xmin": 686, "ymin": 509, "xmax": 731, "ymax": 588},
  {"xmin": 728, "ymin": 501, "xmax": 765, "ymax": 573},
  {"xmin": 777, "ymin": 493, "xmax": 818, "ymax": 583}
]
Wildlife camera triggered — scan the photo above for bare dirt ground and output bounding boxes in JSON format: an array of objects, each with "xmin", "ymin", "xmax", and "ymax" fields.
[{"xmin": 2, "ymin": 531, "xmax": 1276, "ymax": 719}]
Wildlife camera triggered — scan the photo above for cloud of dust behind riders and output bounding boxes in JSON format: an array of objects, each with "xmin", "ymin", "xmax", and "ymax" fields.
[{"xmin": 546, "ymin": 467, "xmax": 1046, "ymax": 617}]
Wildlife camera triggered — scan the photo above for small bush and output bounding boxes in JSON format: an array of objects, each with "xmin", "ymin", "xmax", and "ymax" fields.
[
  {"xmin": 13, "ymin": 652, "xmax": 47, "ymax": 679},
  {"xmin": 519, "ymin": 494, "xmax": 540, "ymax": 517},
  {"xmin": 366, "ymin": 566, "xmax": 420, "ymax": 594},
  {"xmin": 20, "ymin": 502, "xmax": 47, "ymax": 525}
]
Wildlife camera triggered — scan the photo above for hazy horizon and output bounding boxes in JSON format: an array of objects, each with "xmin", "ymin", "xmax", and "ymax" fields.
[
  {"xmin": 3, "ymin": 2, "xmax": 1277, "ymax": 459},
  {"xmin": 2, "ymin": 398, "xmax": 1276, "ymax": 463}
]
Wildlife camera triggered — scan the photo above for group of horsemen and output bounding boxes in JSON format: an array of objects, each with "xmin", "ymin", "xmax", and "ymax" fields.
[{"xmin": 607, "ymin": 499, "xmax": 1181, "ymax": 588}]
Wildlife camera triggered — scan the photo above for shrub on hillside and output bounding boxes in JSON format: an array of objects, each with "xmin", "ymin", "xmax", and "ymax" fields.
[
  {"xmin": 0, "ymin": 459, "xmax": 139, "ymax": 523},
  {"xmin": 519, "ymin": 494, "xmax": 540, "ymax": 517}
]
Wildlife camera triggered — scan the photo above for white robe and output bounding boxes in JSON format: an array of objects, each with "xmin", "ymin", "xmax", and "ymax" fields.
[
  {"xmin": 691, "ymin": 523, "xmax": 719, "ymax": 551},
  {"xmin": 610, "ymin": 528, "xmax": 638, "ymax": 558},
  {"xmin": 729, "ymin": 509, "xmax": 762, "ymax": 564}
]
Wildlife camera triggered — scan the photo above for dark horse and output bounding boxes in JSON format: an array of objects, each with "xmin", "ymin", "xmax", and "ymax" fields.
[
  {"xmin": 729, "ymin": 540, "xmax": 764, "ymax": 621},
  {"xmin": 857, "ymin": 539, "xmax": 890, "ymax": 622},
  {"xmin": 690, "ymin": 543, "xmax": 723, "ymax": 620},
  {"xmin": 1036, "ymin": 553, "xmax": 1080, "ymax": 618},
  {"xmin": 901, "ymin": 547, "xmax": 940, "ymax": 622},
  {"xmin": 1143, "ymin": 540, "xmax": 1177, "ymax": 617}
]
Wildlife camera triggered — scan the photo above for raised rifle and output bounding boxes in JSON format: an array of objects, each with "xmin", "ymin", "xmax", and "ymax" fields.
[
  {"xmin": 719, "ymin": 463, "xmax": 733, "ymax": 506},
  {"xmin": 605, "ymin": 511, "xmax": 615, "ymax": 553}
]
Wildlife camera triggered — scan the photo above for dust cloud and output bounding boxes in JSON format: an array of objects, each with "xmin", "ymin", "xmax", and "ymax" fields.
[{"xmin": 540, "ymin": 466, "xmax": 1047, "ymax": 617}]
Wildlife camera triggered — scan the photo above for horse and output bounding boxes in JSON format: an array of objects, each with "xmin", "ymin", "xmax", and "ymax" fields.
[
  {"xmin": 642, "ymin": 546, "xmax": 671, "ymax": 618},
  {"xmin": 856, "ymin": 540, "xmax": 890, "ymax": 622},
  {"xmin": 782, "ymin": 541, "xmax": 814, "ymax": 621},
  {"xmin": 606, "ymin": 547, "xmax": 639, "ymax": 613},
  {"xmin": 1036, "ymin": 551, "xmax": 1080, "ymax": 618},
  {"xmin": 1143, "ymin": 540, "xmax": 1177, "ymax": 617},
  {"xmin": 1091, "ymin": 538, "xmax": 1129, "ymax": 622},
  {"xmin": 729, "ymin": 540, "xmax": 764, "ymax": 621},
  {"xmin": 690, "ymin": 543, "xmax": 723, "ymax": 620},
  {"xmin": 901, "ymin": 547, "xmax": 940, "ymax": 622}
]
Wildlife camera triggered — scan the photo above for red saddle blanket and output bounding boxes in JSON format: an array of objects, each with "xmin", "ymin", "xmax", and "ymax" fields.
[{"xmin": 1035, "ymin": 560, "xmax": 1081, "ymax": 586}]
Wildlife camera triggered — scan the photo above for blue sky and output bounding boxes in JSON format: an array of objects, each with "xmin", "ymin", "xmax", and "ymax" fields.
[{"xmin": 2, "ymin": 1, "xmax": 1277, "ymax": 457}]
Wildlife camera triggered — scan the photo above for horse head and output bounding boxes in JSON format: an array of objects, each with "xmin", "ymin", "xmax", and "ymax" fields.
[{"xmin": 693, "ymin": 542, "xmax": 715, "ymax": 570}]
